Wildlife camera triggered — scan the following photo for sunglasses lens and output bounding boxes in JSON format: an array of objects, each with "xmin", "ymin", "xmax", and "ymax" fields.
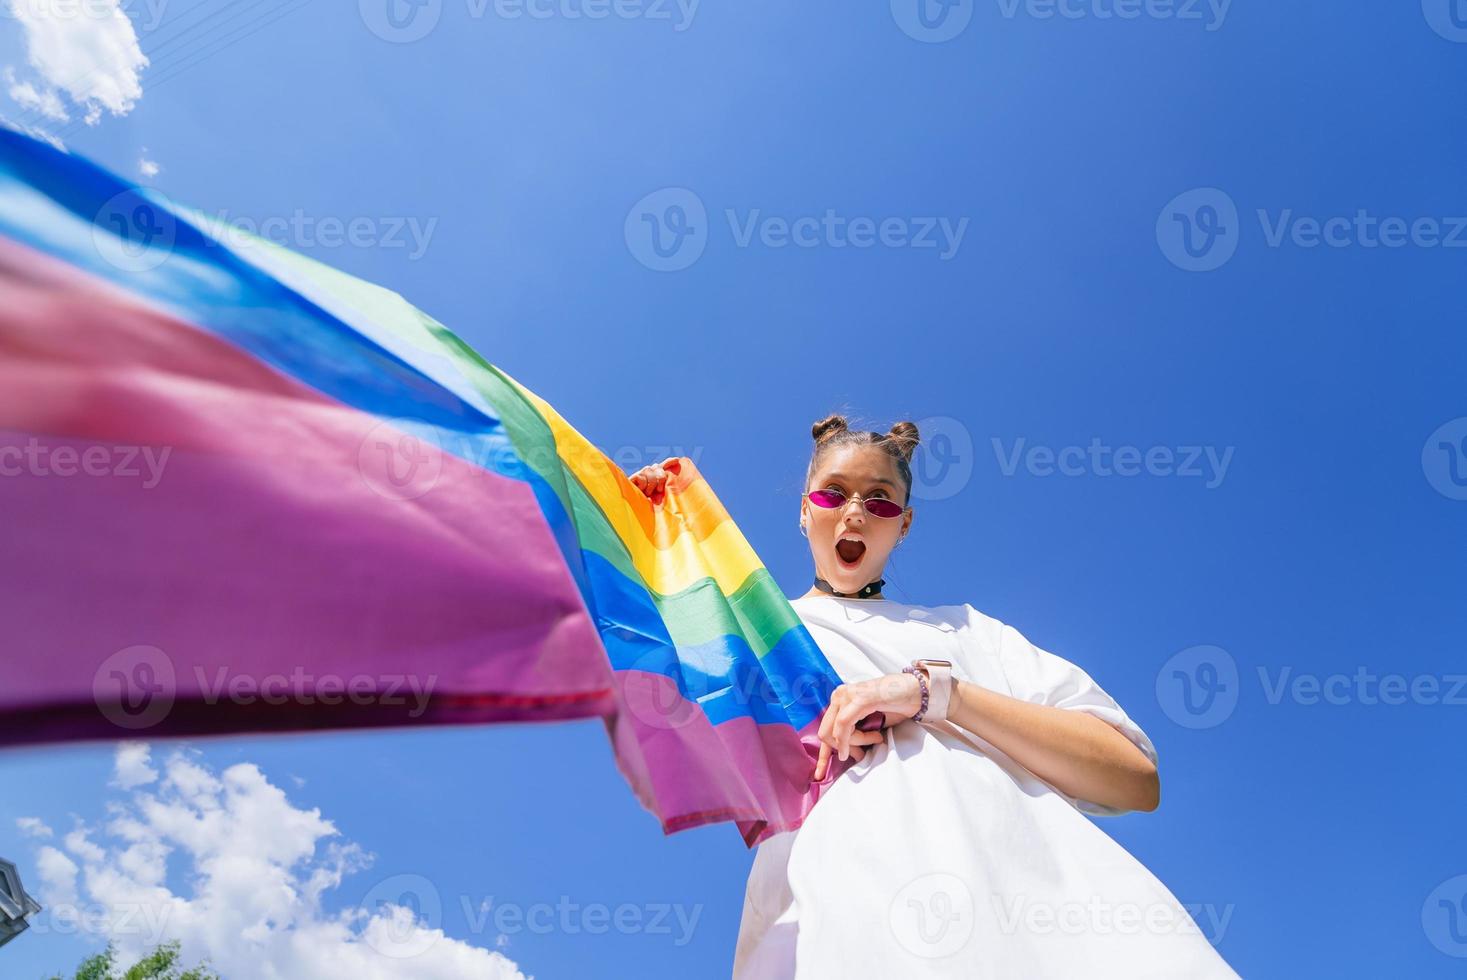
[
  {"xmin": 866, "ymin": 498, "xmax": 904, "ymax": 518},
  {"xmin": 807, "ymin": 489, "xmax": 845, "ymax": 509}
]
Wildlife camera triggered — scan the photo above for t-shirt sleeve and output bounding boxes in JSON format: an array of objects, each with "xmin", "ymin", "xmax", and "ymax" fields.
[{"xmin": 969, "ymin": 604, "xmax": 1159, "ymax": 817}]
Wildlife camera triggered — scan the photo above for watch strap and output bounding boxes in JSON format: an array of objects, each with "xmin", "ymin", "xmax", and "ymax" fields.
[{"xmin": 914, "ymin": 659, "xmax": 954, "ymax": 725}]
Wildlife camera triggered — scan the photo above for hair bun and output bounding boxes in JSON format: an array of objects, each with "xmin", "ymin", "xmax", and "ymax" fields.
[
  {"xmin": 811, "ymin": 414, "xmax": 849, "ymax": 445},
  {"xmin": 886, "ymin": 420, "xmax": 920, "ymax": 463}
]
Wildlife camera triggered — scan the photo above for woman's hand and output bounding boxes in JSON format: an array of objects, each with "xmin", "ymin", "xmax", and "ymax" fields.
[
  {"xmin": 812, "ymin": 672, "xmax": 925, "ymax": 781},
  {"xmin": 628, "ymin": 456, "xmax": 682, "ymax": 504}
]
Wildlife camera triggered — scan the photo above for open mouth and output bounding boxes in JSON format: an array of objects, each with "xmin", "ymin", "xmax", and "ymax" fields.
[{"xmin": 835, "ymin": 538, "xmax": 866, "ymax": 567}]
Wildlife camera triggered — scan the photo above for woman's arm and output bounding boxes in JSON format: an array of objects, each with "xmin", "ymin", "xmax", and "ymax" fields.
[{"xmin": 947, "ymin": 678, "xmax": 1160, "ymax": 813}]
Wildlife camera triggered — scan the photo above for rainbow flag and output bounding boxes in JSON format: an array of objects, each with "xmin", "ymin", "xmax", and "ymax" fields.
[{"xmin": 0, "ymin": 128, "xmax": 855, "ymax": 846}]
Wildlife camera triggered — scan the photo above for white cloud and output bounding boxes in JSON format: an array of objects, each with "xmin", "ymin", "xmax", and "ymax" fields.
[
  {"xmin": 138, "ymin": 153, "xmax": 158, "ymax": 177},
  {"xmin": 3, "ymin": 0, "xmax": 147, "ymax": 128},
  {"xmin": 34, "ymin": 844, "xmax": 79, "ymax": 908},
  {"xmin": 112, "ymin": 741, "xmax": 158, "ymax": 789},
  {"xmin": 26, "ymin": 747, "xmax": 530, "ymax": 979},
  {"xmin": 4, "ymin": 65, "xmax": 67, "ymax": 120},
  {"xmin": 16, "ymin": 815, "xmax": 53, "ymax": 839},
  {"xmin": 0, "ymin": 108, "xmax": 66, "ymax": 148}
]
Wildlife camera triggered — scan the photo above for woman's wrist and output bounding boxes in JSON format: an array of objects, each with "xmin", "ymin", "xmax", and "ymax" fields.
[
  {"xmin": 909, "ymin": 660, "xmax": 954, "ymax": 725},
  {"xmin": 901, "ymin": 664, "xmax": 930, "ymax": 721}
]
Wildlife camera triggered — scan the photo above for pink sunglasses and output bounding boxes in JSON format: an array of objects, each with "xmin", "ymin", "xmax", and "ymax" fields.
[{"xmin": 805, "ymin": 488, "xmax": 906, "ymax": 519}]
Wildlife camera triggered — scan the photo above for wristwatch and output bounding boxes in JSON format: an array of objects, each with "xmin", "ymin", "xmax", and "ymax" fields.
[{"xmin": 910, "ymin": 658, "xmax": 954, "ymax": 724}]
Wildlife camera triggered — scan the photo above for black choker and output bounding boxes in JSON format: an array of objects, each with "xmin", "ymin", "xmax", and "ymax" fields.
[{"xmin": 813, "ymin": 576, "xmax": 885, "ymax": 599}]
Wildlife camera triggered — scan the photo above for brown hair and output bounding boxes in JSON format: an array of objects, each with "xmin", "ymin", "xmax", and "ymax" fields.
[{"xmin": 805, "ymin": 413, "xmax": 921, "ymax": 506}]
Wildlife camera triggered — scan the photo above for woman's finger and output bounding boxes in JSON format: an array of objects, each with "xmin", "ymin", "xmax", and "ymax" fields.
[
  {"xmin": 814, "ymin": 740, "xmax": 831, "ymax": 782},
  {"xmin": 834, "ymin": 704, "xmax": 857, "ymax": 762}
]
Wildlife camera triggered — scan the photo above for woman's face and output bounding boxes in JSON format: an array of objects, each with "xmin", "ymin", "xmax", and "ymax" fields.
[{"xmin": 802, "ymin": 445, "xmax": 913, "ymax": 594}]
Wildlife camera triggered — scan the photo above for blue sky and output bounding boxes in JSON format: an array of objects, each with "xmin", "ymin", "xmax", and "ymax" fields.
[{"xmin": 2, "ymin": 0, "xmax": 1466, "ymax": 976}]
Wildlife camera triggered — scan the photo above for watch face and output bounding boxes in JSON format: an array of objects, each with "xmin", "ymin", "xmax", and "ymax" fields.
[{"xmin": 916, "ymin": 659, "xmax": 953, "ymax": 668}]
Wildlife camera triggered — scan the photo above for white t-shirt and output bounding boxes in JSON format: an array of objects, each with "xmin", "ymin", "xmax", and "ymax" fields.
[{"xmin": 732, "ymin": 595, "xmax": 1242, "ymax": 979}]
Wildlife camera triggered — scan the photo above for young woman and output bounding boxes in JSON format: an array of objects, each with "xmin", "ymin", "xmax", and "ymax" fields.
[{"xmin": 631, "ymin": 416, "xmax": 1241, "ymax": 978}]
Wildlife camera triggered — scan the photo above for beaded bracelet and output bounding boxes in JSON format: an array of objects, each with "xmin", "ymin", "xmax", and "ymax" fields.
[{"xmin": 902, "ymin": 664, "xmax": 930, "ymax": 723}]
